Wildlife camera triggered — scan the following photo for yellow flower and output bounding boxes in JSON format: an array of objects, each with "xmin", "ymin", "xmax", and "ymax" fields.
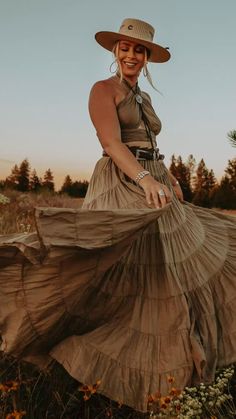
[
  {"xmin": 0, "ymin": 381, "xmax": 19, "ymax": 393},
  {"xmin": 169, "ymin": 387, "xmax": 181, "ymax": 396},
  {"xmin": 79, "ymin": 379, "xmax": 101, "ymax": 401}
]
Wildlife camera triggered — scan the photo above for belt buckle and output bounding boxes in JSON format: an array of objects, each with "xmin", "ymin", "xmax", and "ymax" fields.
[{"xmin": 136, "ymin": 149, "xmax": 146, "ymax": 160}]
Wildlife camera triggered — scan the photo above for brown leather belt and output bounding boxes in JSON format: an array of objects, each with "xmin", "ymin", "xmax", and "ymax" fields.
[{"xmin": 102, "ymin": 147, "xmax": 165, "ymax": 161}]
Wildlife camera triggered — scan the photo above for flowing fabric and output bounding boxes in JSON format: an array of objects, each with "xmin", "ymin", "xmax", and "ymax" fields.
[{"xmin": 0, "ymin": 76, "xmax": 236, "ymax": 412}]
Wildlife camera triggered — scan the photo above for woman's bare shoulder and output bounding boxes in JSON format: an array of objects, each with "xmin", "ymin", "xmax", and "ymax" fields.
[
  {"xmin": 89, "ymin": 77, "xmax": 124, "ymax": 106},
  {"xmin": 90, "ymin": 77, "xmax": 117, "ymax": 95}
]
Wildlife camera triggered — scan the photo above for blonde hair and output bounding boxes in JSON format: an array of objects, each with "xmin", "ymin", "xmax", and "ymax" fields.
[
  {"xmin": 112, "ymin": 41, "xmax": 160, "ymax": 92},
  {"xmin": 112, "ymin": 42, "xmax": 124, "ymax": 81}
]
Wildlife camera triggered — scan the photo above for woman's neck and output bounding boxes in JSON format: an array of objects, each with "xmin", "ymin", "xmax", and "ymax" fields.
[
  {"xmin": 115, "ymin": 73, "xmax": 138, "ymax": 88},
  {"xmin": 124, "ymin": 77, "xmax": 138, "ymax": 87}
]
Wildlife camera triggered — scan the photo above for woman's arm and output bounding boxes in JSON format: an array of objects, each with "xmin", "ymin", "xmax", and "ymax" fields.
[{"xmin": 89, "ymin": 81, "xmax": 171, "ymax": 208}]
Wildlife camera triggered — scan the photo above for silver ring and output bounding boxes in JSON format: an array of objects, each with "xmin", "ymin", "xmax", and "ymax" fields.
[{"xmin": 158, "ymin": 189, "xmax": 165, "ymax": 197}]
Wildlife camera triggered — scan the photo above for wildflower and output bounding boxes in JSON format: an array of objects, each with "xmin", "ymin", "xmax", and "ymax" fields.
[
  {"xmin": 6, "ymin": 411, "xmax": 26, "ymax": 419},
  {"xmin": 91, "ymin": 379, "xmax": 101, "ymax": 394},
  {"xmin": 169, "ymin": 387, "xmax": 181, "ymax": 396},
  {"xmin": 160, "ymin": 402, "xmax": 167, "ymax": 409},
  {"xmin": 0, "ymin": 193, "xmax": 10, "ymax": 205},
  {"xmin": 80, "ymin": 384, "xmax": 89, "ymax": 391},
  {"xmin": 164, "ymin": 396, "xmax": 171, "ymax": 404},
  {"xmin": 79, "ymin": 379, "xmax": 101, "ymax": 401},
  {"xmin": 0, "ymin": 380, "xmax": 19, "ymax": 393},
  {"xmin": 116, "ymin": 399, "xmax": 123, "ymax": 408},
  {"xmin": 167, "ymin": 375, "xmax": 175, "ymax": 384}
]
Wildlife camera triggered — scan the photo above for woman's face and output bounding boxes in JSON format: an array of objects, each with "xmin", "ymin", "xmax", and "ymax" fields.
[{"xmin": 117, "ymin": 40, "xmax": 146, "ymax": 82}]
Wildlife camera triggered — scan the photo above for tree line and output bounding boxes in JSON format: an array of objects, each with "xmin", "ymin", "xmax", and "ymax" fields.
[
  {"xmin": 0, "ymin": 159, "xmax": 89, "ymax": 198},
  {"xmin": 169, "ymin": 130, "xmax": 236, "ymax": 209},
  {"xmin": 0, "ymin": 153, "xmax": 235, "ymax": 208},
  {"xmin": 169, "ymin": 154, "xmax": 236, "ymax": 209}
]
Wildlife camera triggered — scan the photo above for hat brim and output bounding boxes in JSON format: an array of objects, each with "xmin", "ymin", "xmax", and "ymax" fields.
[{"xmin": 95, "ymin": 31, "xmax": 171, "ymax": 63}]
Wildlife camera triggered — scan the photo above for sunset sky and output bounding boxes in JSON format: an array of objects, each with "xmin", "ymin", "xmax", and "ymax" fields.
[{"xmin": 0, "ymin": 0, "xmax": 235, "ymax": 189}]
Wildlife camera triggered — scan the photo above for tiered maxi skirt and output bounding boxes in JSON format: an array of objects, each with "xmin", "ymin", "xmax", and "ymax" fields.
[{"xmin": 0, "ymin": 157, "xmax": 236, "ymax": 412}]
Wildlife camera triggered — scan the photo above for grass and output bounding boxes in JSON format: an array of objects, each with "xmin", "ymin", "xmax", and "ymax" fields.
[
  {"xmin": 0, "ymin": 354, "xmax": 149, "ymax": 419},
  {"xmin": 0, "ymin": 354, "xmax": 235, "ymax": 418},
  {"xmin": 0, "ymin": 190, "xmax": 83, "ymax": 235}
]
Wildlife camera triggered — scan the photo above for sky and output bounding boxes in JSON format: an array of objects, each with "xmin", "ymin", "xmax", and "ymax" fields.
[{"xmin": 0, "ymin": 0, "xmax": 235, "ymax": 189}]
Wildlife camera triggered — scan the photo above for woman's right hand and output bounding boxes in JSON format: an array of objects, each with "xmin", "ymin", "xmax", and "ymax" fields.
[{"xmin": 139, "ymin": 175, "xmax": 172, "ymax": 208}]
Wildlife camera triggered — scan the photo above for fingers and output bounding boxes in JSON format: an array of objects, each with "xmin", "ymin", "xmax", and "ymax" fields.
[
  {"xmin": 173, "ymin": 184, "xmax": 184, "ymax": 202},
  {"xmin": 163, "ymin": 185, "xmax": 172, "ymax": 203},
  {"xmin": 156, "ymin": 190, "xmax": 167, "ymax": 208},
  {"xmin": 146, "ymin": 185, "xmax": 172, "ymax": 209}
]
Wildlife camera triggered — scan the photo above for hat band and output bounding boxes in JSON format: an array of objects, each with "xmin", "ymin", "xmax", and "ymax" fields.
[{"xmin": 119, "ymin": 23, "xmax": 154, "ymax": 43}]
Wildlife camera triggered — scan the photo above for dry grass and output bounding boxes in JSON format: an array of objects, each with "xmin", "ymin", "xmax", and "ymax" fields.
[
  {"xmin": 0, "ymin": 190, "xmax": 83, "ymax": 235},
  {"xmin": 1, "ymin": 190, "xmax": 235, "ymax": 236}
]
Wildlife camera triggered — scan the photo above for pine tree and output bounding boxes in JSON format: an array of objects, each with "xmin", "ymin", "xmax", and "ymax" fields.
[
  {"xmin": 60, "ymin": 175, "xmax": 73, "ymax": 195},
  {"xmin": 225, "ymin": 158, "xmax": 236, "ymax": 190},
  {"xmin": 227, "ymin": 130, "xmax": 236, "ymax": 148},
  {"xmin": 5, "ymin": 164, "xmax": 19, "ymax": 189},
  {"xmin": 42, "ymin": 169, "xmax": 54, "ymax": 191},
  {"xmin": 176, "ymin": 156, "xmax": 192, "ymax": 201},
  {"xmin": 213, "ymin": 158, "xmax": 236, "ymax": 209},
  {"xmin": 30, "ymin": 169, "xmax": 42, "ymax": 192},
  {"xmin": 192, "ymin": 159, "xmax": 216, "ymax": 207},
  {"xmin": 186, "ymin": 154, "xmax": 196, "ymax": 189},
  {"xmin": 70, "ymin": 180, "xmax": 89, "ymax": 197},
  {"xmin": 169, "ymin": 154, "xmax": 178, "ymax": 178},
  {"xmin": 17, "ymin": 159, "xmax": 31, "ymax": 192}
]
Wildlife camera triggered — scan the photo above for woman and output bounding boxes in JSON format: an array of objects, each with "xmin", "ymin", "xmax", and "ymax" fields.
[{"xmin": 0, "ymin": 18, "xmax": 236, "ymax": 413}]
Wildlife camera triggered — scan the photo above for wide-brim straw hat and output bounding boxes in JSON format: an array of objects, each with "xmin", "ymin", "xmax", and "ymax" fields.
[{"xmin": 95, "ymin": 18, "xmax": 171, "ymax": 63}]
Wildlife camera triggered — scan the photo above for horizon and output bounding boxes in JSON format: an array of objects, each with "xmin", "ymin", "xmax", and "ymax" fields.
[{"xmin": 0, "ymin": 152, "xmax": 233, "ymax": 191}]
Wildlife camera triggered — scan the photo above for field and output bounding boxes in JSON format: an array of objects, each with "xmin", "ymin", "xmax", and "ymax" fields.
[{"xmin": 0, "ymin": 190, "xmax": 84, "ymax": 235}]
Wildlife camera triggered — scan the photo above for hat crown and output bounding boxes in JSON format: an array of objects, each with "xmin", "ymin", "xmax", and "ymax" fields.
[{"xmin": 119, "ymin": 18, "xmax": 155, "ymax": 43}]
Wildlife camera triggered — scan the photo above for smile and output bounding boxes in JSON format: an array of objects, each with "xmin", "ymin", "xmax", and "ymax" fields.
[{"xmin": 123, "ymin": 61, "xmax": 137, "ymax": 67}]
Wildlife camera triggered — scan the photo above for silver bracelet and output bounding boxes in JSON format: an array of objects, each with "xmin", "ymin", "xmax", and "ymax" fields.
[
  {"xmin": 135, "ymin": 170, "xmax": 150, "ymax": 184},
  {"xmin": 173, "ymin": 180, "xmax": 179, "ymax": 186}
]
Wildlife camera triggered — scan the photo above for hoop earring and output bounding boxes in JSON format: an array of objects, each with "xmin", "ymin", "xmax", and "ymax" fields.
[
  {"xmin": 109, "ymin": 60, "xmax": 118, "ymax": 74},
  {"xmin": 143, "ymin": 62, "xmax": 148, "ymax": 77}
]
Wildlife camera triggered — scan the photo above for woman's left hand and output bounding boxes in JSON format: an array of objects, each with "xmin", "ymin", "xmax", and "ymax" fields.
[{"xmin": 173, "ymin": 183, "xmax": 184, "ymax": 202}]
